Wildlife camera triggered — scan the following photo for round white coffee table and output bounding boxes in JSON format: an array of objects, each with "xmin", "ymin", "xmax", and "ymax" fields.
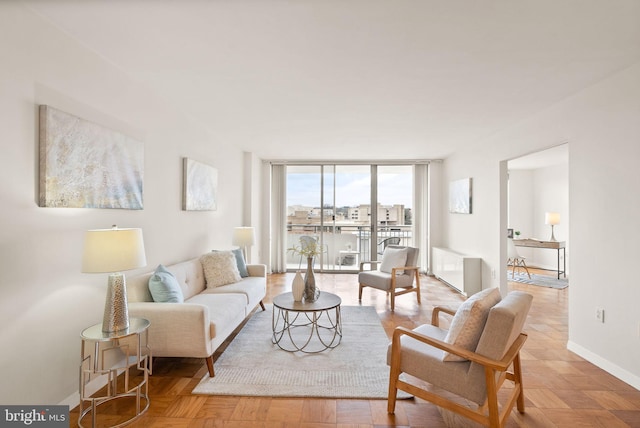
[{"xmin": 272, "ymin": 291, "xmax": 342, "ymax": 353}]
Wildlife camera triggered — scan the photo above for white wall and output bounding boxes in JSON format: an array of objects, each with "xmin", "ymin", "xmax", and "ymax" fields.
[
  {"xmin": 0, "ymin": 3, "xmax": 248, "ymax": 404},
  {"xmin": 509, "ymin": 164, "xmax": 569, "ymax": 272},
  {"xmin": 441, "ymin": 61, "xmax": 640, "ymax": 388}
]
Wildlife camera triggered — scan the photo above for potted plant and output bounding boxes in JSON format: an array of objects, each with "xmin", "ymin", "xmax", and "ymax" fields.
[{"xmin": 514, "ymin": 231, "xmax": 521, "ymax": 239}]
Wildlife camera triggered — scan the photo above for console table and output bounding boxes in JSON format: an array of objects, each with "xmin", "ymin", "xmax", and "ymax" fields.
[{"xmin": 513, "ymin": 239, "xmax": 566, "ymax": 279}]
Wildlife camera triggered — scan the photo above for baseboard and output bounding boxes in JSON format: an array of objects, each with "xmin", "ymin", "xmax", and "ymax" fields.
[
  {"xmin": 567, "ymin": 340, "xmax": 640, "ymax": 390},
  {"xmin": 59, "ymin": 373, "xmax": 108, "ymax": 409}
]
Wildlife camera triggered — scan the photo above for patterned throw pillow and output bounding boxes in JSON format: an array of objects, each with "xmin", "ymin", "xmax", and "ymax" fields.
[
  {"xmin": 148, "ymin": 264, "xmax": 184, "ymax": 303},
  {"xmin": 200, "ymin": 251, "xmax": 242, "ymax": 288},
  {"xmin": 442, "ymin": 287, "xmax": 502, "ymax": 362},
  {"xmin": 213, "ymin": 248, "xmax": 249, "ymax": 277}
]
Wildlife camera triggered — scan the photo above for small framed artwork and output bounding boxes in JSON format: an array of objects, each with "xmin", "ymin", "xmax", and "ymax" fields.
[
  {"xmin": 183, "ymin": 158, "xmax": 218, "ymax": 211},
  {"xmin": 449, "ymin": 177, "xmax": 472, "ymax": 214},
  {"xmin": 507, "ymin": 228, "xmax": 514, "ymax": 239}
]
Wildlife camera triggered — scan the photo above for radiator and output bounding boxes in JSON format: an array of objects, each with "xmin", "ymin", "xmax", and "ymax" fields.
[{"xmin": 432, "ymin": 247, "xmax": 482, "ymax": 297}]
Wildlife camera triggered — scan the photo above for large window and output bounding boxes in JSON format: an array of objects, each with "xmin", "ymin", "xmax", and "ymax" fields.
[{"xmin": 285, "ymin": 164, "xmax": 414, "ymax": 272}]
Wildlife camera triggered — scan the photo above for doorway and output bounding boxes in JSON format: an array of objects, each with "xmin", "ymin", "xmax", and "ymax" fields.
[{"xmin": 506, "ymin": 144, "xmax": 569, "ymax": 277}]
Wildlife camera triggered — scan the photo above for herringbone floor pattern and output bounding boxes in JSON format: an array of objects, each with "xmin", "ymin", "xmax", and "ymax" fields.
[{"xmin": 70, "ymin": 269, "xmax": 640, "ymax": 427}]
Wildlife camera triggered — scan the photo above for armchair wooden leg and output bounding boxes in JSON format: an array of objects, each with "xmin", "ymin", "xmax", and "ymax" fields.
[
  {"xmin": 205, "ymin": 355, "xmax": 215, "ymax": 377},
  {"xmin": 484, "ymin": 367, "xmax": 500, "ymax": 427},
  {"xmin": 387, "ymin": 337, "xmax": 402, "ymax": 414},
  {"xmin": 415, "ymin": 271, "xmax": 421, "ymax": 304},
  {"xmin": 390, "ymin": 289, "xmax": 395, "ymax": 312},
  {"xmin": 358, "ymin": 283, "xmax": 364, "ymax": 300},
  {"xmin": 259, "ymin": 300, "xmax": 266, "ymax": 311},
  {"xmin": 514, "ymin": 353, "xmax": 525, "ymax": 413}
]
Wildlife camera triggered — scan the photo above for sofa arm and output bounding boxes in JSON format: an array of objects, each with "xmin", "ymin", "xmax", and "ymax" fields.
[
  {"xmin": 128, "ymin": 302, "xmax": 212, "ymax": 358},
  {"xmin": 247, "ymin": 264, "xmax": 267, "ymax": 278}
]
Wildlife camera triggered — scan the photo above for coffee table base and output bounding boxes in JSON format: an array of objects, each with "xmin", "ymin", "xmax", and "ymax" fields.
[{"xmin": 272, "ymin": 305, "xmax": 342, "ymax": 353}]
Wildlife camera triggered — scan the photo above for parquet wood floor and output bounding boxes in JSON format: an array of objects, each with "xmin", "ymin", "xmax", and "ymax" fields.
[{"xmin": 69, "ymin": 269, "xmax": 640, "ymax": 427}]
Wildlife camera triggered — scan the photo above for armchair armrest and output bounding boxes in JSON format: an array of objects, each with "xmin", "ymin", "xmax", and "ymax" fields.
[
  {"xmin": 391, "ymin": 326, "xmax": 528, "ymax": 372},
  {"xmin": 359, "ymin": 260, "xmax": 382, "ymax": 272},
  {"xmin": 391, "ymin": 266, "xmax": 419, "ymax": 276},
  {"xmin": 431, "ymin": 305, "xmax": 457, "ymax": 327}
]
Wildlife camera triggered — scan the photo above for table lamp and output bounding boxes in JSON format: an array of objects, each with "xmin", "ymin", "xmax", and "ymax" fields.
[
  {"xmin": 82, "ymin": 226, "xmax": 147, "ymax": 333},
  {"xmin": 232, "ymin": 226, "xmax": 255, "ymax": 261},
  {"xmin": 545, "ymin": 212, "xmax": 560, "ymax": 242}
]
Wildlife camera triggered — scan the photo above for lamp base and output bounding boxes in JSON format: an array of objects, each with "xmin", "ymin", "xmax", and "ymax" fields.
[
  {"xmin": 102, "ymin": 273, "xmax": 129, "ymax": 333},
  {"xmin": 549, "ymin": 225, "xmax": 557, "ymax": 242}
]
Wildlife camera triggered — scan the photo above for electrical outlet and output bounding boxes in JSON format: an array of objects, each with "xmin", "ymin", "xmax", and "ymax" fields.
[
  {"xmin": 491, "ymin": 269, "xmax": 496, "ymax": 279},
  {"xmin": 595, "ymin": 308, "xmax": 605, "ymax": 323}
]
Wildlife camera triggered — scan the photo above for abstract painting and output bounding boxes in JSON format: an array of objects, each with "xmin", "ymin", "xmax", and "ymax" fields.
[
  {"xmin": 449, "ymin": 177, "xmax": 472, "ymax": 214},
  {"xmin": 39, "ymin": 105, "xmax": 144, "ymax": 209},
  {"xmin": 183, "ymin": 158, "xmax": 218, "ymax": 211}
]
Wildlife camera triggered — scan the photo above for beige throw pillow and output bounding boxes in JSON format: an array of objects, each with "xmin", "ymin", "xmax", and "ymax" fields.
[
  {"xmin": 442, "ymin": 287, "xmax": 502, "ymax": 362},
  {"xmin": 379, "ymin": 246, "xmax": 408, "ymax": 273},
  {"xmin": 200, "ymin": 251, "xmax": 242, "ymax": 288}
]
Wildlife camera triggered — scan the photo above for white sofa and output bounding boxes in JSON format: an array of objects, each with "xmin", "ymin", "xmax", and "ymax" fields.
[{"xmin": 126, "ymin": 256, "xmax": 267, "ymax": 377}]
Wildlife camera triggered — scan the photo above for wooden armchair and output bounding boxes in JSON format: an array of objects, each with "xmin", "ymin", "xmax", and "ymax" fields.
[
  {"xmin": 387, "ymin": 291, "xmax": 533, "ymax": 427},
  {"xmin": 358, "ymin": 245, "xmax": 421, "ymax": 311}
]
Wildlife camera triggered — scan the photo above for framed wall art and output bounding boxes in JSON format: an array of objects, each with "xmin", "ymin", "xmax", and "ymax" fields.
[
  {"xmin": 183, "ymin": 158, "xmax": 218, "ymax": 211},
  {"xmin": 449, "ymin": 177, "xmax": 472, "ymax": 214},
  {"xmin": 39, "ymin": 105, "xmax": 144, "ymax": 209}
]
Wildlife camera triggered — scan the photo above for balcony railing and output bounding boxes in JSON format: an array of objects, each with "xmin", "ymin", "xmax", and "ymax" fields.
[{"xmin": 286, "ymin": 224, "xmax": 413, "ymax": 272}]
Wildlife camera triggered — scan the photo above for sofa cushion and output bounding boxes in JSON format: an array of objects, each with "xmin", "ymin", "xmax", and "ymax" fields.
[
  {"xmin": 201, "ymin": 251, "xmax": 242, "ymax": 288},
  {"xmin": 380, "ymin": 246, "xmax": 408, "ymax": 273},
  {"xmin": 186, "ymin": 293, "xmax": 247, "ymax": 339},
  {"xmin": 148, "ymin": 264, "xmax": 184, "ymax": 303},
  {"xmin": 442, "ymin": 287, "xmax": 502, "ymax": 362},
  {"xmin": 201, "ymin": 276, "xmax": 266, "ymax": 312}
]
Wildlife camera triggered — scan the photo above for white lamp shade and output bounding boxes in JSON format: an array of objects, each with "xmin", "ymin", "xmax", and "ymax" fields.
[
  {"xmin": 545, "ymin": 212, "xmax": 560, "ymax": 226},
  {"xmin": 232, "ymin": 227, "xmax": 255, "ymax": 247},
  {"xmin": 82, "ymin": 227, "xmax": 147, "ymax": 273}
]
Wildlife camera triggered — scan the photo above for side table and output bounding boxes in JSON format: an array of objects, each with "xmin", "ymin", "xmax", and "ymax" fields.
[{"xmin": 79, "ymin": 318, "xmax": 152, "ymax": 428}]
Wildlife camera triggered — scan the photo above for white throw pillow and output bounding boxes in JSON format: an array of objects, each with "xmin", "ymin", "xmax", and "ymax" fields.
[
  {"xmin": 442, "ymin": 287, "xmax": 502, "ymax": 362},
  {"xmin": 200, "ymin": 251, "xmax": 242, "ymax": 288},
  {"xmin": 379, "ymin": 246, "xmax": 408, "ymax": 273}
]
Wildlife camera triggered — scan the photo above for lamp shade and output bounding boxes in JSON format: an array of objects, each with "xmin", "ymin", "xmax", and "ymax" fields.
[
  {"xmin": 82, "ymin": 227, "xmax": 147, "ymax": 273},
  {"xmin": 544, "ymin": 212, "xmax": 560, "ymax": 226},
  {"xmin": 232, "ymin": 227, "xmax": 255, "ymax": 247}
]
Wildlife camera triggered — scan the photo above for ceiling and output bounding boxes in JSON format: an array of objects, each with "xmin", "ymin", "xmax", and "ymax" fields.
[{"xmin": 25, "ymin": 0, "xmax": 640, "ymax": 161}]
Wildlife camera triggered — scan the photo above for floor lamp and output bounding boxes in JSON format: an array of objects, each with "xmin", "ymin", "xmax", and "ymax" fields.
[
  {"xmin": 233, "ymin": 227, "xmax": 255, "ymax": 262},
  {"xmin": 82, "ymin": 226, "xmax": 147, "ymax": 333}
]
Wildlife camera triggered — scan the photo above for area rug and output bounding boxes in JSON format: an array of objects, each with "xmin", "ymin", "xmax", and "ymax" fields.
[
  {"xmin": 510, "ymin": 273, "xmax": 568, "ymax": 289},
  {"xmin": 192, "ymin": 304, "xmax": 410, "ymax": 399}
]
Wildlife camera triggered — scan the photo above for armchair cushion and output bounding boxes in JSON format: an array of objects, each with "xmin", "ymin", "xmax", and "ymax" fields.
[
  {"xmin": 357, "ymin": 270, "xmax": 416, "ymax": 291},
  {"xmin": 387, "ymin": 324, "xmax": 478, "ymax": 399},
  {"xmin": 442, "ymin": 287, "xmax": 501, "ymax": 361},
  {"xmin": 380, "ymin": 246, "xmax": 408, "ymax": 273}
]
